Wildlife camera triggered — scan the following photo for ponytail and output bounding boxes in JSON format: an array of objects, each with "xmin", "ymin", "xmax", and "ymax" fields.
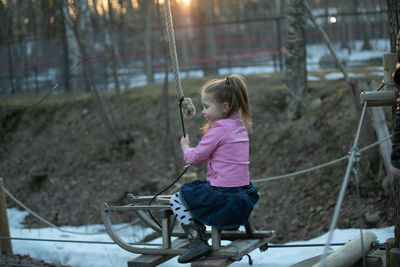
[{"xmin": 226, "ymin": 74, "xmax": 252, "ymax": 131}]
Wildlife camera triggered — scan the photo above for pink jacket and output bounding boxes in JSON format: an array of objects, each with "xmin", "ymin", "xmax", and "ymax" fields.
[{"xmin": 183, "ymin": 112, "xmax": 250, "ymax": 187}]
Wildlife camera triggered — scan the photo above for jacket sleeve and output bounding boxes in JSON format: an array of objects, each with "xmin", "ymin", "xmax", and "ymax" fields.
[{"xmin": 183, "ymin": 123, "xmax": 225, "ymax": 164}]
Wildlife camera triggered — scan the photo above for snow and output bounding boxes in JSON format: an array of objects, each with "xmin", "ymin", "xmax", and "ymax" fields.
[{"xmin": 6, "ymin": 208, "xmax": 394, "ymax": 267}]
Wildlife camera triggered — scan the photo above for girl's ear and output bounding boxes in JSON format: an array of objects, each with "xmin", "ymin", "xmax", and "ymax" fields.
[{"xmin": 222, "ymin": 102, "xmax": 230, "ymax": 114}]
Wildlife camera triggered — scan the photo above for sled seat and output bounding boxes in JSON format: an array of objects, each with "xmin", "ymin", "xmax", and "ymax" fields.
[{"xmin": 102, "ymin": 195, "xmax": 275, "ymax": 267}]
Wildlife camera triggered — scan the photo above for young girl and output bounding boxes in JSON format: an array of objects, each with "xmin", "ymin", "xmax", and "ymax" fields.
[{"xmin": 169, "ymin": 74, "xmax": 259, "ymax": 263}]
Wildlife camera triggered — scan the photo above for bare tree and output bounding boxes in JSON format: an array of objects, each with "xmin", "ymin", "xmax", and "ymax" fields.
[
  {"xmin": 9, "ymin": 0, "xmax": 28, "ymax": 93},
  {"xmin": 193, "ymin": 0, "xmax": 217, "ymax": 76},
  {"xmin": 91, "ymin": 0, "xmax": 128, "ymax": 129},
  {"xmin": 63, "ymin": 0, "xmax": 121, "ymax": 141},
  {"xmin": 55, "ymin": 0, "xmax": 71, "ymax": 93},
  {"xmin": 0, "ymin": 1, "xmax": 8, "ymax": 42},
  {"xmin": 138, "ymin": 0, "xmax": 154, "ymax": 84},
  {"xmin": 62, "ymin": 0, "xmax": 82, "ymax": 92},
  {"xmin": 285, "ymin": 0, "xmax": 307, "ymax": 120}
]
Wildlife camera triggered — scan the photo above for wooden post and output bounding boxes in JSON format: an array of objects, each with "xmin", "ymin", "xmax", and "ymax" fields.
[
  {"xmin": 387, "ymin": 238, "xmax": 395, "ymax": 267},
  {"xmin": 211, "ymin": 227, "xmax": 221, "ymax": 250},
  {"xmin": 364, "ymin": 81, "xmax": 393, "ymax": 189},
  {"xmin": 161, "ymin": 210, "xmax": 171, "ymax": 249},
  {"xmin": 383, "ymin": 53, "xmax": 398, "ymax": 90},
  {"xmin": 390, "ymin": 248, "xmax": 400, "ymax": 267},
  {"xmin": 0, "ymin": 178, "xmax": 12, "ymax": 255}
]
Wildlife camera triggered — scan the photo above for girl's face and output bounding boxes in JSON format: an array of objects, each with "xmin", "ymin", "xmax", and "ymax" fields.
[{"xmin": 201, "ymin": 92, "xmax": 227, "ymax": 125}]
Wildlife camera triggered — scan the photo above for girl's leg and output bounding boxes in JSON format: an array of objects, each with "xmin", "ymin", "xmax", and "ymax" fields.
[
  {"xmin": 169, "ymin": 192, "xmax": 195, "ymax": 226},
  {"xmin": 169, "ymin": 192, "xmax": 211, "ymax": 263}
]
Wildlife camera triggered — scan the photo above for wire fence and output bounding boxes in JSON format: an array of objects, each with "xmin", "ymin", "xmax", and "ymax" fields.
[{"xmin": 0, "ymin": 10, "xmax": 388, "ymax": 95}]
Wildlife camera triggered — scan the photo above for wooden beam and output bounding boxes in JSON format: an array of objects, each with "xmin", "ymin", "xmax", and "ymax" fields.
[
  {"xmin": 360, "ymin": 90, "xmax": 396, "ymax": 107},
  {"xmin": 0, "ymin": 178, "xmax": 12, "ymax": 255},
  {"xmin": 312, "ymin": 231, "xmax": 377, "ymax": 267},
  {"xmin": 191, "ymin": 257, "xmax": 232, "ymax": 267}
]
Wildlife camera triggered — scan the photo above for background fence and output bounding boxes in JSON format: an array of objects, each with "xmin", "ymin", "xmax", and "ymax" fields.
[{"xmin": 0, "ymin": 8, "xmax": 388, "ymax": 94}]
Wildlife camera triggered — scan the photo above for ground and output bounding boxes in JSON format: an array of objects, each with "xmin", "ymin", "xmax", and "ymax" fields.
[{"xmin": 0, "ymin": 71, "xmax": 395, "ymax": 266}]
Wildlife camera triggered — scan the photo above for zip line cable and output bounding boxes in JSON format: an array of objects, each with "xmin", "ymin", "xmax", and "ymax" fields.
[
  {"xmin": 2, "ymin": 236, "xmax": 387, "ymax": 250},
  {"xmin": 4, "ymin": 236, "xmax": 370, "ymax": 249},
  {"xmin": 0, "ymin": 236, "xmax": 159, "ymax": 247}
]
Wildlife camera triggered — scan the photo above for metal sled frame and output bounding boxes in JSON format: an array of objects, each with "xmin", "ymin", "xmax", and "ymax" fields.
[{"xmin": 101, "ymin": 195, "xmax": 275, "ymax": 264}]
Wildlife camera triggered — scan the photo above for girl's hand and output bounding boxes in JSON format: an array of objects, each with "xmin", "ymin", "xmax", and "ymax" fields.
[{"xmin": 180, "ymin": 135, "xmax": 190, "ymax": 152}]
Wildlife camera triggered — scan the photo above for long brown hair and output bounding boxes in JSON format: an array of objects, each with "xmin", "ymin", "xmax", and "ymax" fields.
[{"xmin": 201, "ymin": 74, "xmax": 252, "ymax": 132}]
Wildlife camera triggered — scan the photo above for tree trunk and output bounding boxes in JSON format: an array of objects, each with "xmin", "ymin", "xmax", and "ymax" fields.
[
  {"xmin": 62, "ymin": 0, "xmax": 81, "ymax": 92},
  {"xmin": 204, "ymin": 0, "xmax": 217, "ymax": 76},
  {"xmin": 143, "ymin": 0, "xmax": 154, "ymax": 83},
  {"xmin": 361, "ymin": 1, "xmax": 372, "ymax": 51},
  {"xmin": 57, "ymin": 0, "xmax": 71, "ymax": 93},
  {"xmin": 107, "ymin": 0, "xmax": 128, "ymax": 129},
  {"xmin": 180, "ymin": 4, "xmax": 191, "ymax": 65},
  {"xmin": 387, "ymin": 0, "xmax": 400, "ymax": 55},
  {"xmin": 285, "ymin": 0, "xmax": 307, "ymax": 120},
  {"xmin": 14, "ymin": 0, "xmax": 27, "ymax": 93},
  {"xmin": 195, "ymin": 0, "xmax": 217, "ymax": 76}
]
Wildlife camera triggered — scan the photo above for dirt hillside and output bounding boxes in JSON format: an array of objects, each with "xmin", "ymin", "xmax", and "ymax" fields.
[{"xmin": 0, "ymin": 71, "xmax": 395, "ymax": 265}]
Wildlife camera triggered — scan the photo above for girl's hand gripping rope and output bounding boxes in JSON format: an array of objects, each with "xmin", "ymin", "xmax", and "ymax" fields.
[{"xmin": 180, "ymin": 135, "xmax": 190, "ymax": 152}]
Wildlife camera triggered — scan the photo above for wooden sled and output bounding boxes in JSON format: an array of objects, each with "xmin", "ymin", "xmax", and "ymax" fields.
[{"xmin": 102, "ymin": 194, "xmax": 276, "ymax": 266}]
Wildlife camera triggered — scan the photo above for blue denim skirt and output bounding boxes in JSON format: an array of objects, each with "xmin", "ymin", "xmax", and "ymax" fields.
[{"xmin": 179, "ymin": 180, "xmax": 259, "ymax": 229}]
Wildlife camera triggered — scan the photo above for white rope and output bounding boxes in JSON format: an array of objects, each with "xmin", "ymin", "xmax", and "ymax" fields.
[
  {"xmin": 163, "ymin": 0, "xmax": 196, "ymax": 119},
  {"xmin": 252, "ymin": 134, "xmax": 392, "ymax": 183},
  {"xmin": 2, "ymin": 186, "xmax": 138, "ymax": 235},
  {"xmin": 318, "ymin": 102, "xmax": 369, "ymax": 267}
]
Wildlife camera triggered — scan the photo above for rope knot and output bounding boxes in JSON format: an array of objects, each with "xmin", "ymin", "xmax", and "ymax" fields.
[
  {"xmin": 180, "ymin": 97, "xmax": 196, "ymax": 119},
  {"xmin": 349, "ymin": 147, "xmax": 360, "ymax": 162}
]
